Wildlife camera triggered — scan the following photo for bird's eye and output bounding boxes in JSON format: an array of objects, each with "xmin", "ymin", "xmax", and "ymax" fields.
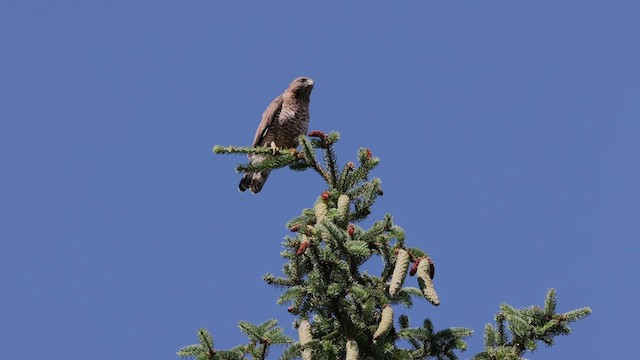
[{"xmin": 299, "ymin": 78, "xmax": 306, "ymax": 83}]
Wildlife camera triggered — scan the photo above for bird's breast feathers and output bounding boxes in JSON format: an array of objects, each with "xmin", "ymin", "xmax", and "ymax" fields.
[{"xmin": 278, "ymin": 108, "xmax": 296, "ymax": 123}]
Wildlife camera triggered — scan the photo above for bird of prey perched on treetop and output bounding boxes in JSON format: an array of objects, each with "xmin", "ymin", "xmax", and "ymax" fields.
[{"xmin": 238, "ymin": 77, "xmax": 314, "ymax": 193}]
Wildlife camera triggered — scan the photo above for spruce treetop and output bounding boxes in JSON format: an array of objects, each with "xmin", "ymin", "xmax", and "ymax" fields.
[{"xmin": 179, "ymin": 131, "xmax": 590, "ymax": 360}]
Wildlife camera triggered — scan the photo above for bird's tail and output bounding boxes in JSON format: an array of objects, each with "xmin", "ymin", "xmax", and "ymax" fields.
[
  {"xmin": 238, "ymin": 153, "xmax": 271, "ymax": 193},
  {"xmin": 238, "ymin": 170, "xmax": 271, "ymax": 193}
]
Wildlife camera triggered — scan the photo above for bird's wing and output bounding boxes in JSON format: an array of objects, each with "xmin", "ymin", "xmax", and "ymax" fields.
[{"xmin": 251, "ymin": 94, "xmax": 283, "ymax": 147}]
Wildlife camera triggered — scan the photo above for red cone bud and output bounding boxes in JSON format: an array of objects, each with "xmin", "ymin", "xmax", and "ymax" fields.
[
  {"xmin": 305, "ymin": 225, "xmax": 315, "ymax": 236},
  {"xmin": 289, "ymin": 224, "xmax": 301, "ymax": 232},
  {"xmin": 321, "ymin": 191, "xmax": 330, "ymax": 200},
  {"xmin": 428, "ymin": 258, "xmax": 435, "ymax": 280},
  {"xmin": 348, "ymin": 224, "xmax": 355, "ymax": 236},
  {"xmin": 366, "ymin": 149, "xmax": 372, "ymax": 159},
  {"xmin": 308, "ymin": 130, "xmax": 327, "ymax": 139},
  {"xmin": 297, "ymin": 240, "xmax": 310, "ymax": 256},
  {"xmin": 410, "ymin": 258, "xmax": 421, "ymax": 276}
]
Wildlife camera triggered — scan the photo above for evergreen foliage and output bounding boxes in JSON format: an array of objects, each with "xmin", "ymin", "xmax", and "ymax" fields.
[
  {"xmin": 180, "ymin": 131, "xmax": 590, "ymax": 359},
  {"xmin": 474, "ymin": 289, "xmax": 591, "ymax": 360}
]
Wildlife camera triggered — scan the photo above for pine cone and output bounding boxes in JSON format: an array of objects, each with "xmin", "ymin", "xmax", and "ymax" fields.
[
  {"xmin": 337, "ymin": 194, "xmax": 350, "ymax": 226},
  {"xmin": 417, "ymin": 258, "xmax": 440, "ymax": 306},
  {"xmin": 298, "ymin": 319, "xmax": 313, "ymax": 360},
  {"xmin": 314, "ymin": 199, "xmax": 328, "ymax": 224},
  {"xmin": 346, "ymin": 339, "xmax": 359, "ymax": 360},
  {"xmin": 373, "ymin": 305, "xmax": 394, "ymax": 341},
  {"xmin": 389, "ymin": 249, "xmax": 410, "ymax": 297}
]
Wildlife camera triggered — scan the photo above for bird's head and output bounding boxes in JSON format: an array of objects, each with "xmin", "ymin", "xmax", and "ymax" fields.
[{"xmin": 288, "ymin": 77, "xmax": 314, "ymax": 100}]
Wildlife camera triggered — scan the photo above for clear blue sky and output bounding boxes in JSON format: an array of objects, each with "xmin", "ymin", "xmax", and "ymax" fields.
[{"xmin": 1, "ymin": 2, "xmax": 638, "ymax": 359}]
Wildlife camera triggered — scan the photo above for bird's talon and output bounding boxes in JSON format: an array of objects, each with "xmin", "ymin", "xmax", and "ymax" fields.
[{"xmin": 270, "ymin": 142, "xmax": 279, "ymax": 155}]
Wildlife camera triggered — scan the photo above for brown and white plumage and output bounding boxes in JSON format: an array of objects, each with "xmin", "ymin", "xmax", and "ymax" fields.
[{"xmin": 239, "ymin": 77, "xmax": 314, "ymax": 193}]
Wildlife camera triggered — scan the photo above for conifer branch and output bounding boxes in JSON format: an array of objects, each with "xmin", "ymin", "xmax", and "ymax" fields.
[
  {"xmin": 323, "ymin": 143, "xmax": 339, "ymax": 188},
  {"xmin": 298, "ymin": 135, "xmax": 330, "ymax": 184},
  {"xmin": 213, "ymin": 145, "xmax": 275, "ymax": 155},
  {"xmin": 475, "ymin": 289, "xmax": 592, "ymax": 359}
]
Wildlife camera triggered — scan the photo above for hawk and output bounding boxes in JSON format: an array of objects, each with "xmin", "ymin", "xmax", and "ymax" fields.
[{"xmin": 239, "ymin": 77, "xmax": 315, "ymax": 193}]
